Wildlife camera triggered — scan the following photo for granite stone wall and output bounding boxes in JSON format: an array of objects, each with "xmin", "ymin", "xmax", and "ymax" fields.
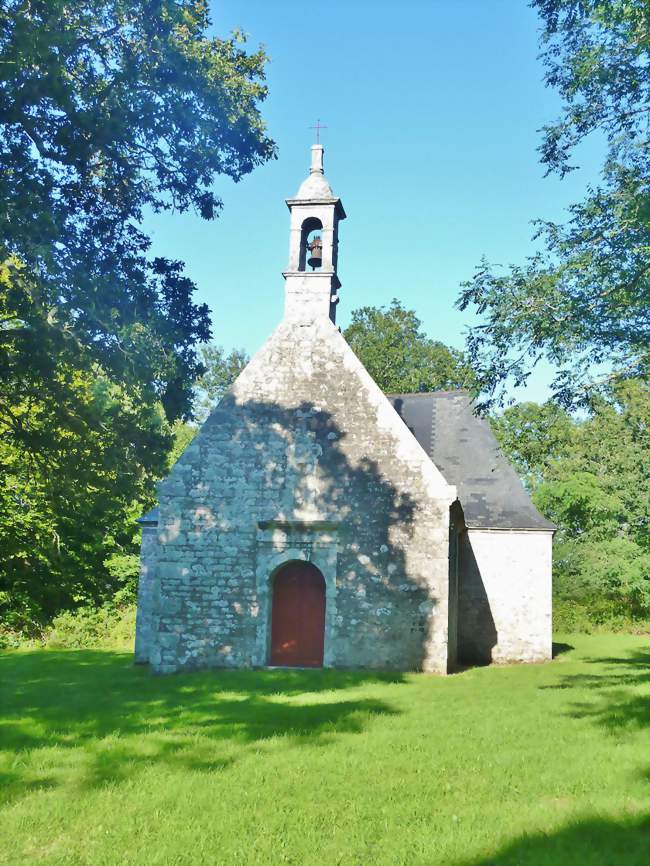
[
  {"xmin": 134, "ymin": 524, "xmax": 158, "ymax": 664},
  {"xmin": 139, "ymin": 316, "xmax": 457, "ymax": 674}
]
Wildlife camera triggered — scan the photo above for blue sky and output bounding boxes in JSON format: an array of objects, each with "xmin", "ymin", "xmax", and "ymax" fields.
[{"xmin": 143, "ymin": 1, "xmax": 603, "ymax": 403}]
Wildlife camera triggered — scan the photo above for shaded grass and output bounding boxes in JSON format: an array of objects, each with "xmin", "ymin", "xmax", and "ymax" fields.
[{"xmin": 1, "ymin": 634, "xmax": 649, "ymax": 865}]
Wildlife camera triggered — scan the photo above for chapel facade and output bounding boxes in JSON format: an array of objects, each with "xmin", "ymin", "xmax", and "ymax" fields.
[{"xmin": 135, "ymin": 145, "xmax": 554, "ymax": 674}]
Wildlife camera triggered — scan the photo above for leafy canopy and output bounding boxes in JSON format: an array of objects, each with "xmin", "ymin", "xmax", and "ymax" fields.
[
  {"xmin": 167, "ymin": 343, "xmax": 250, "ymax": 465},
  {"xmin": 459, "ymin": 0, "xmax": 650, "ymax": 409},
  {"xmin": 194, "ymin": 344, "xmax": 250, "ymax": 423},
  {"xmin": 0, "ymin": 0, "xmax": 275, "ymax": 629},
  {"xmin": 344, "ymin": 300, "xmax": 475, "ymax": 394},
  {"xmin": 1, "ymin": 0, "xmax": 275, "ymax": 418},
  {"xmin": 493, "ymin": 381, "xmax": 650, "ymax": 620},
  {"xmin": 0, "ymin": 310, "xmax": 169, "ymax": 630},
  {"xmin": 490, "ymin": 400, "xmax": 575, "ymax": 491}
]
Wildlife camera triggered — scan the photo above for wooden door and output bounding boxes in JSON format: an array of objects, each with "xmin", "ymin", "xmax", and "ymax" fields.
[{"xmin": 270, "ymin": 562, "xmax": 326, "ymax": 667}]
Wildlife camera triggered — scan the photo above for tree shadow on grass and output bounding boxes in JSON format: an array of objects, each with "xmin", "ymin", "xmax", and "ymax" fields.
[
  {"xmin": 460, "ymin": 814, "xmax": 650, "ymax": 866},
  {"xmin": 0, "ymin": 649, "xmax": 403, "ymax": 803},
  {"xmin": 540, "ymin": 646, "xmax": 650, "ymax": 732}
]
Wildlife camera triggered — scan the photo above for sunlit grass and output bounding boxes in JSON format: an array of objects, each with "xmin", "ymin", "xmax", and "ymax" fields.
[{"xmin": 1, "ymin": 634, "xmax": 649, "ymax": 865}]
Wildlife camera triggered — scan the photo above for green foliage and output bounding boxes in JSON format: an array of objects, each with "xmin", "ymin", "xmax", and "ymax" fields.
[
  {"xmin": 0, "ymin": 600, "xmax": 136, "ymax": 650},
  {"xmin": 166, "ymin": 343, "xmax": 248, "ymax": 466},
  {"xmin": 552, "ymin": 597, "xmax": 650, "ymax": 633},
  {"xmin": 344, "ymin": 300, "xmax": 475, "ymax": 394},
  {"xmin": 103, "ymin": 553, "xmax": 140, "ymax": 603},
  {"xmin": 535, "ymin": 473, "xmax": 624, "ymax": 536},
  {"xmin": 0, "ymin": 0, "xmax": 275, "ymax": 421},
  {"xmin": 0, "ymin": 339, "xmax": 166, "ymax": 629},
  {"xmin": 490, "ymin": 401, "xmax": 574, "ymax": 490},
  {"xmin": 494, "ymin": 381, "xmax": 650, "ymax": 626},
  {"xmin": 0, "ymin": 1, "xmax": 274, "ymax": 632},
  {"xmin": 194, "ymin": 343, "xmax": 250, "ymax": 422},
  {"xmin": 46, "ymin": 603, "xmax": 136, "ymax": 650},
  {"xmin": 554, "ymin": 536, "xmax": 650, "ymax": 617},
  {"xmin": 168, "ymin": 420, "xmax": 199, "ymax": 467},
  {"xmin": 459, "ymin": 0, "xmax": 650, "ymax": 409},
  {"xmin": 1, "ymin": 635, "xmax": 650, "ymax": 864}
]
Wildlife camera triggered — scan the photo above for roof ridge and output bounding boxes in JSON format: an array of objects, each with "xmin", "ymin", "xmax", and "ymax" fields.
[{"xmin": 385, "ymin": 389, "xmax": 470, "ymax": 398}]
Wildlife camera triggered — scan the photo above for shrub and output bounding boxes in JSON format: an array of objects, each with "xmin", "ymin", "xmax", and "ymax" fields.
[
  {"xmin": 104, "ymin": 552, "xmax": 140, "ymax": 606},
  {"xmin": 46, "ymin": 603, "xmax": 136, "ymax": 650},
  {"xmin": 553, "ymin": 597, "xmax": 650, "ymax": 634}
]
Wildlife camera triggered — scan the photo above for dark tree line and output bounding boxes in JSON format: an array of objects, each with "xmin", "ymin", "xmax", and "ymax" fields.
[{"xmin": 0, "ymin": 0, "xmax": 275, "ymax": 633}]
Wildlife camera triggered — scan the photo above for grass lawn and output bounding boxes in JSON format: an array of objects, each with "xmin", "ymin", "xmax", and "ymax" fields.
[{"xmin": 1, "ymin": 634, "xmax": 649, "ymax": 866}]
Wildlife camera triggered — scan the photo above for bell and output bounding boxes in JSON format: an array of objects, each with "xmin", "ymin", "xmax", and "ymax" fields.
[{"xmin": 307, "ymin": 236, "xmax": 323, "ymax": 270}]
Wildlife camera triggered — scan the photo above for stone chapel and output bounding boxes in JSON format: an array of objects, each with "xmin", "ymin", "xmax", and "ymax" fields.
[{"xmin": 135, "ymin": 145, "xmax": 554, "ymax": 675}]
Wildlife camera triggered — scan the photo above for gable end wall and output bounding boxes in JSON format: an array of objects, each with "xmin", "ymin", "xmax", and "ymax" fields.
[{"xmin": 143, "ymin": 318, "xmax": 457, "ymax": 674}]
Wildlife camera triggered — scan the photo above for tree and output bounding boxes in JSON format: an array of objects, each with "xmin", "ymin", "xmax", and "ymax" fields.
[
  {"xmin": 494, "ymin": 381, "xmax": 650, "ymax": 623},
  {"xmin": 0, "ymin": 1, "xmax": 275, "ymax": 630},
  {"xmin": 168, "ymin": 420, "xmax": 199, "ymax": 468},
  {"xmin": 194, "ymin": 344, "xmax": 250, "ymax": 423},
  {"xmin": 165, "ymin": 344, "xmax": 251, "ymax": 467},
  {"xmin": 1, "ymin": 0, "xmax": 275, "ymax": 420},
  {"xmin": 490, "ymin": 401, "xmax": 575, "ymax": 490},
  {"xmin": 458, "ymin": 0, "xmax": 650, "ymax": 409},
  {"xmin": 0, "ymin": 343, "xmax": 169, "ymax": 631},
  {"xmin": 344, "ymin": 300, "xmax": 475, "ymax": 394}
]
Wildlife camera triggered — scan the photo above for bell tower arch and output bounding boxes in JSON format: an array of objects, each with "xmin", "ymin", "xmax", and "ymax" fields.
[{"xmin": 283, "ymin": 144, "xmax": 346, "ymax": 324}]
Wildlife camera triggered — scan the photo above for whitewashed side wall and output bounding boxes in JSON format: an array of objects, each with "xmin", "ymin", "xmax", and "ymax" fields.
[{"xmin": 459, "ymin": 528, "xmax": 553, "ymax": 665}]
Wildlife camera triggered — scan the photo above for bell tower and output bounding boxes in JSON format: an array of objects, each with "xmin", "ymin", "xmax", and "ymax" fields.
[{"xmin": 283, "ymin": 144, "xmax": 346, "ymax": 324}]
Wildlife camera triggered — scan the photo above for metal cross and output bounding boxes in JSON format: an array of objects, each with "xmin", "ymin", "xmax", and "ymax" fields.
[{"xmin": 309, "ymin": 119, "xmax": 328, "ymax": 144}]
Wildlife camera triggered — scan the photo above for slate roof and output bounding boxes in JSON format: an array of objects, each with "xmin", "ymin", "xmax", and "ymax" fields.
[
  {"xmin": 138, "ymin": 393, "xmax": 553, "ymax": 532},
  {"xmin": 387, "ymin": 391, "xmax": 555, "ymax": 531}
]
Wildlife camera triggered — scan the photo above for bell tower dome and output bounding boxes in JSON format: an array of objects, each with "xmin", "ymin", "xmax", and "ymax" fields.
[{"xmin": 283, "ymin": 144, "xmax": 346, "ymax": 324}]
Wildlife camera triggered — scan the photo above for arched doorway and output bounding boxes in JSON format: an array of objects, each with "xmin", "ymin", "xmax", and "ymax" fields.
[{"xmin": 270, "ymin": 561, "xmax": 326, "ymax": 667}]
